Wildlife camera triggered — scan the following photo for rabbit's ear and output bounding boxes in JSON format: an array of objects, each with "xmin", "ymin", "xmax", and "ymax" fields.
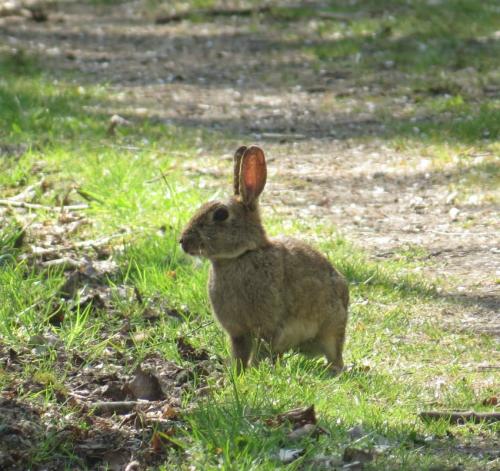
[
  {"xmin": 240, "ymin": 146, "xmax": 267, "ymax": 207},
  {"xmin": 233, "ymin": 146, "xmax": 247, "ymax": 195}
]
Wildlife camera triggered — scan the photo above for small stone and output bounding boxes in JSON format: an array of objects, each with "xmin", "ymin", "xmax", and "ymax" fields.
[{"xmin": 449, "ymin": 207, "xmax": 460, "ymax": 221}]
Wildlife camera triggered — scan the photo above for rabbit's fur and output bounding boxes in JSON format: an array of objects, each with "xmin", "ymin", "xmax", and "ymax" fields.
[{"xmin": 180, "ymin": 146, "xmax": 348, "ymax": 372}]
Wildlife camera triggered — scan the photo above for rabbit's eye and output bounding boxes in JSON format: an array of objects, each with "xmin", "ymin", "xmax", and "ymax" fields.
[{"xmin": 213, "ymin": 207, "xmax": 229, "ymax": 222}]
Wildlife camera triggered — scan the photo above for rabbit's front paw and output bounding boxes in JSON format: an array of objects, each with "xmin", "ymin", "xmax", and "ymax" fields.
[{"xmin": 230, "ymin": 334, "xmax": 253, "ymax": 374}]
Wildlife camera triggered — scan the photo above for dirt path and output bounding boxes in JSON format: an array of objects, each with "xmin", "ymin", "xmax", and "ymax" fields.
[{"xmin": 1, "ymin": 1, "xmax": 498, "ymax": 334}]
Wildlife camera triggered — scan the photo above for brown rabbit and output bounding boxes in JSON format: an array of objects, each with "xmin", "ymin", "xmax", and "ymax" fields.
[{"xmin": 180, "ymin": 146, "xmax": 348, "ymax": 372}]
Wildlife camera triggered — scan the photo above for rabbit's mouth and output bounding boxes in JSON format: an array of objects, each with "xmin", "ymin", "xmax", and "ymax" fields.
[
  {"xmin": 179, "ymin": 234, "xmax": 206, "ymax": 257},
  {"xmin": 180, "ymin": 237, "xmax": 249, "ymax": 260},
  {"xmin": 180, "ymin": 241, "xmax": 200, "ymax": 256}
]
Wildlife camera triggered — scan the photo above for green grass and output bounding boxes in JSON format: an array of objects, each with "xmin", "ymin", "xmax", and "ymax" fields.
[{"xmin": 1, "ymin": 1, "xmax": 499, "ymax": 469}]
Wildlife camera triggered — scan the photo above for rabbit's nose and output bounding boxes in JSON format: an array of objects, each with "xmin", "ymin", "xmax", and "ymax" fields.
[{"xmin": 179, "ymin": 235, "xmax": 190, "ymax": 253}]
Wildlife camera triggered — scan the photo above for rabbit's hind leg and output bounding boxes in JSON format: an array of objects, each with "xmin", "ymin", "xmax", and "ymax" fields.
[
  {"xmin": 230, "ymin": 333, "xmax": 253, "ymax": 373},
  {"xmin": 317, "ymin": 320, "xmax": 346, "ymax": 374}
]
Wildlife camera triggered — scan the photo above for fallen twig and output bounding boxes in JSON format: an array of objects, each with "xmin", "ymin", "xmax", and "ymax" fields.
[
  {"xmin": 476, "ymin": 365, "xmax": 500, "ymax": 371},
  {"xmin": 87, "ymin": 401, "xmax": 154, "ymax": 414},
  {"xmin": 8, "ymin": 182, "xmax": 43, "ymax": 202},
  {"xmin": 30, "ymin": 232, "xmax": 129, "ymax": 256},
  {"xmin": 420, "ymin": 411, "xmax": 500, "ymax": 424},
  {"xmin": 42, "ymin": 257, "xmax": 84, "ymax": 268},
  {"xmin": 68, "ymin": 391, "xmax": 90, "ymax": 400},
  {"xmin": 0, "ymin": 199, "xmax": 88, "ymax": 212}
]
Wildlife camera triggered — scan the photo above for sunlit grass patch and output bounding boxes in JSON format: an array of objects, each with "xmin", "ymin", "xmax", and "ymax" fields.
[
  {"xmin": 0, "ymin": 53, "xmax": 106, "ymax": 143},
  {"xmin": 390, "ymin": 101, "xmax": 499, "ymax": 144}
]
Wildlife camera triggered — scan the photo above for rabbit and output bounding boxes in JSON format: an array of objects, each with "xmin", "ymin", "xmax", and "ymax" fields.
[{"xmin": 179, "ymin": 145, "xmax": 349, "ymax": 373}]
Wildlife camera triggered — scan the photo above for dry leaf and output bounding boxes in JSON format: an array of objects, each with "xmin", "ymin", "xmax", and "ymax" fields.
[
  {"xmin": 151, "ymin": 432, "xmax": 164, "ymax": 454},
  {"xmin": 286, "ymin": 423, "xmax": 317, "ymax": 440},
  {"xmin": 151, "ymin": 428, "xmax": 179, "ymax": 453},
  {"xmin": 482, "ymin": 396, "xmax": 498, "ymax": 406},
  {"xmin": 107, "ymin": 114, "xmax": 130, "ymax": 135},
  {"xmin": 124, "ymin": 461, "xmax": 141, "ymax": 471},
  {"xmin": 343, "ymin": 447, "xmax": 375, "ymax": 464},
  {"xmin": 176, "ymin": 337, "xmax": 209, "ymax": 362},
  {"xmin": 278, "ymin": 448, "xmax": 304, "ymax": 464},
  {"xmin": 162, "ymin": 404, "xmax": 179, "ymax": 420},
  {"xmin": 132, "ymin": 332, "xmax": 148, "ymax": 343},
  {"xmin": 266, "ymin": 405, "xmax": 316, "ymax": 429},
  {"xmin": 126, "ymin": 366, "xmax": 164, "ymax": 400}
]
